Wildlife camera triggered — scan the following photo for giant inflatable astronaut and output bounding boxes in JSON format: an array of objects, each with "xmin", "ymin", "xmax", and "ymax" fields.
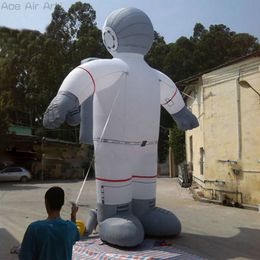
[{"xmin": 43, "ymin": 7, "xmax": 199, "ymax": 247}]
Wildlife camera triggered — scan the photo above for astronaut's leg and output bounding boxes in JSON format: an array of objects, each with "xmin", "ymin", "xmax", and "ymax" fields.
[
  {"xmin": 94, "ymin": 142, "xmax": 144, "ymax": 247},
  {"xmin": 84, "ymin": 209, "xmax": 98, "ymax": 236},
  {"xmin": 132, "ymin": 144, "xmax": 181, "ymax": 237}
]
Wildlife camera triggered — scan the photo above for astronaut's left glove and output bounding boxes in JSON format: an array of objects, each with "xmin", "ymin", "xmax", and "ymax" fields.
[
  {"xmin": 171, "ymin": 106, "xmax": 199, "ymax": 131},
  {"xmin": 43, "ymin": 91, "xmax": 80, "ymax": 129}
]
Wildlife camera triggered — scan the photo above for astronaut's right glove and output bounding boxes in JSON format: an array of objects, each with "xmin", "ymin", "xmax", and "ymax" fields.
[
  {"xmin": 171, "ymin": 106, "xmax": 199, "ymax": 131},
  {"xmin": 43, "ymin": 91, "xmax": 80, "ymax": 129}
]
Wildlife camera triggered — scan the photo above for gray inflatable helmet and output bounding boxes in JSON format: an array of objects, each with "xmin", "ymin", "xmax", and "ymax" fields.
[{"xmin": 102, "ymin": 7, "xmax": 154, "ymax": 55}]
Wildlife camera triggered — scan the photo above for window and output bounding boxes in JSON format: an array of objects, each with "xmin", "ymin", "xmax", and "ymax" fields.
[{"xmin": 3, "ymin": 167, "xmax": 22, "ymax": 172}]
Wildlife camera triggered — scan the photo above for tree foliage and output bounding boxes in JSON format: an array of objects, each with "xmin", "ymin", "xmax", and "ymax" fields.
[
  {"xmin": 0, "ymin": 2, "xmax": 107, "ymax": 139},
  {"xmin": 145, "ymin": 31, "xmax": 169, "ymax": 70},
  {"xmin": 163, "ymin": 23, "xmax": 259, "ymax": 81}
]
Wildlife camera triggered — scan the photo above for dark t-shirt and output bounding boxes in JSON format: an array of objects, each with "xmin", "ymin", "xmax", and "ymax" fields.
[{"xmin": 19, "ymin": 218, "xmax": 80, "ymax": 260}]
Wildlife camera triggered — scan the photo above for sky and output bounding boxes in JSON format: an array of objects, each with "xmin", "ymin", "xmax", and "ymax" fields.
[{"xmin": 0, "ymin": 0, "xmax": 260, "ymax": 43}]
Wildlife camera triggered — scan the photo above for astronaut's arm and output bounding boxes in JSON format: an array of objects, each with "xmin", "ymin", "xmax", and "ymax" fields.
[
  {"xmin": 43, "ymin": 67, "xmax": 95, "ymax": 129},
  {"xmin": 156, "ymin": 70, "xmax": 199, "ymax": 131},
  {"xmin": 64, "ymin": 58, "xmax": 100, "ymax": 127}
]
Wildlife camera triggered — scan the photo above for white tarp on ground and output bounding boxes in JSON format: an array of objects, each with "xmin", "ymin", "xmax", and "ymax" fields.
[{"xmin": 72, "ymin": 238, "xmax": 205, "ymax": 260}]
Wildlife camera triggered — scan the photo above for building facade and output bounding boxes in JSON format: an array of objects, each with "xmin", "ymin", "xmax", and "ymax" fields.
[{"xmin": 179, "ymin": 52, "xmax": 260, "ymax": 206}]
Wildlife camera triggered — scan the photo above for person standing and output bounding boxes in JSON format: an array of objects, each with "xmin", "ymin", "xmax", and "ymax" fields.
[{"xmin": 19, "ymin": 186, "xmax": 79, "ymax": 260}]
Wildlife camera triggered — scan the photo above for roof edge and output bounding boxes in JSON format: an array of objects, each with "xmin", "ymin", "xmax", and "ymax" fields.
[{"xmin": 177, "ymin": 51, "xmax": 260, "ymax": 87}]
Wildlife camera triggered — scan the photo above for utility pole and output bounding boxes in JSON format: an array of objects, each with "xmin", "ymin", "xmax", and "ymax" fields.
[
  {"xmin": 168, "ymin": 129, "xmax": 176, "ymax": 178},
  {"xmin": 41, "ymin": 137, "xmax": 45, "ymax": 181}
]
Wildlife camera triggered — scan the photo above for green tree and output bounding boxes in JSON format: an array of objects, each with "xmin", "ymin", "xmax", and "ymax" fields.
[
  {"xmin": 67, "ymin": 2, "xmax": 108, "ymax": 67},
  {"xmin": 192, "ymin": 24, "xmax": 259, "ymax": 73},
  {"xmin": 230, "ymin": 33, "xmax": 260, "ymax": 57},
  {"xmin": 191, "ymin": 23, "xmax": 207, "ymax": 42},
  {"xmin": 46, "ymin": 5, "xmax": 70, "ymax": 48},
  {"xmin": 0, "ymin": 28, "xmax": 42, "ymax": 127},
  {"xmin": 145, "ymin": 31, "xmax": 168, "ymax": 71},
  {"xmin": 0, "ymin": 2, "xmax": 104, "ymax": 140},
  {"xmin": 164, "ymin": 37, "xmax": 196, "ymax": 81},
  {"xmin": 168, "ymin": 125, "xmax": 186, "ymax": 165}
]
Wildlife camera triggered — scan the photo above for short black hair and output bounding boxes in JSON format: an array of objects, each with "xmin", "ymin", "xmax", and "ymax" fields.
[{"xmin": 45, "ymin": 186, "xmax": 64, "ymax": 211}]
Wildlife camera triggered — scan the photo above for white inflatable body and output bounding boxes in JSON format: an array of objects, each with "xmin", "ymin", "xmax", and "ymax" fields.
[
  {"xmin": 60, "ymin": 54, "xmax": 184, "ymax": 205},
  {"xmin": 43, "ymin": 7, "xmax": 198, "ymax": 247}
]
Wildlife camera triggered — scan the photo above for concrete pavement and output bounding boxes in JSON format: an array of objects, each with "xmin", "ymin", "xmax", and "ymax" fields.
[{"xmin": 0, "ymin": 178, "xmax": 259, "ymax": 260}]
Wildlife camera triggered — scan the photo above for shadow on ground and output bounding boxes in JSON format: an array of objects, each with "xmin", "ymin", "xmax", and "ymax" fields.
[
  {"xmin": 175, "ymin": 227, "xmax": 260, "ymax": 260},
  {"xmin": 0, "ymin": 228, "xmax": 19, "ymax": 260},
  {"xmin": 0, "ymin": 182, "xmax": 43, "ymax": 191}
]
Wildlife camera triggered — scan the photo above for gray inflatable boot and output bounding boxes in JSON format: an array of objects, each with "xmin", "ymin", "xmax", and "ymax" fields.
[
  {"xmin": 97, "ymin": 202, "xmax": 144, "ymax": 247},
  {"xmin": 85, "ymin": 209, "xmax": 98, "ymax": 236},
  {"xmin": 133, "ymin": 199, "xmax": 181, "ymax": 237}
]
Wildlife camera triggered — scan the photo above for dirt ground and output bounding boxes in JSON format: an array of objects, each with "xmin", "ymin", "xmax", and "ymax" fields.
[{"xmin": 0, "ymin": 178, "xmax": 260, "ymax": 260}]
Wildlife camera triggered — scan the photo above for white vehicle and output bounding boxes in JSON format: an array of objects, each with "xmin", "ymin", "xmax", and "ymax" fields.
[{"xmin": 0, "ymin": 167, "xmax": 32, "ymax": 182}]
